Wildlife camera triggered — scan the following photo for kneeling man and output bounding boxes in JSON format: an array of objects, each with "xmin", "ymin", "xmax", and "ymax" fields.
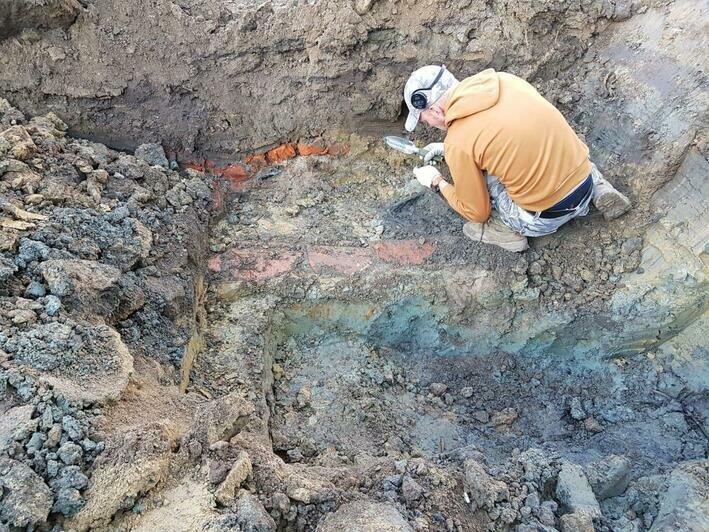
[{"xmin": 403, "ymin": 65, "xmax": 631, "ymax": 252}]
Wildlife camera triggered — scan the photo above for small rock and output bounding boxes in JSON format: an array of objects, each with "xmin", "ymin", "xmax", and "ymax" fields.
[
  {"xmin": 621, "ymin": 237, "xmax": 643, "ymax": 255},
  {"xmin": 57, "ymin": 442, "xmax": 83, "ymax": 465},
  {"xmin": 401, "ymin": 476, "xmax": 425, "ymax": 506},
  {"xmin": 134, "ymin": 143, "xmax": 169, "ymax": 168},
  {"xmin": 46, "ymin": 424, "xmax": 62, "ymax": 448},
  {"xmin": 579, "ymin": 268, "xmax": 595, "ymax": 283},
  {"xmin": 26, "ymin": 432, "xmax": 46, "ymax": 452},
  {"xmin": 460, "ymin": 386, "xmax": 474, "ymax": 398},
  {"xmin": 52, "ymin": 487, "xmax": 85, "ymax": 516},
  {"xmin": 24, "ymin": 193, "xmax": 44, "ymax": 204},
  {"xmin": 40, "ymin": 258, "xmax": 120, "ymax": 297},
  {"xmin": 46, "ymin": 459, "xmax": 60, "ymax": 478},
  {"xmin": 0, "ymin": 405, "xmax": 36, "ymax": 452},
  {"xmin": 556, "ymin": 462, "xmax": 601, "ymax": 519},
  {"xmin": 24, "ymin": 281, "xmax": 46, "ymax": 298},
  {"xmin": 0, "ymin": 231, "xmax": 19, "ymax": 253},
  {"xmin": 209, "ymin": 441, "xmax": 229, "ymax": 453},
  {"xmin": 0, "ymin": 458, "xmax": 52, "ymax": 527},
  {"xmin": 41, "ymin": 408, "xmax": 54, "ymax": 430},
  {"xmin": 184, "ymin": 177, "xmax": 210, "ymax": 200},
  {"xmin": 491, "ymin": 408, "xmax": 518, "ymax": 427},
  {"xmin": 524, "ymin": 491, "xmax": 540, "ymax": 511},
  {"xmin": 353, "ymin": 0, "xmax": 376, "ymax": 16},
  {"xmin": 0, "ymin": 125, "xmax": 36, "ymax": 160},
  {"xmin": 585, "ymin": 455, "xmax": 631, "ymax": 500},
  {"xmin": 0, "ymin": 257, "xmax": 18, "ymax": 281},
  {"xmin": 50, "ymin": 465, "xmax": 89, "ymax": 491},
  {"xmin": 270, "ymin": 491, "xmax": 290, "ymax": 513},
  {"xmin": 429, "ymin": 382, "xmax": 447, "ymax": 396},
  {"xmin": 464, "ymin": 459, "xmax": 509, "ymax": 510},
  {"xmin": 559, "ymin": 512, "xmax": 594, "ymax": 532},
  {"xmin": 62, "ymin": 416, "xmax": 83, "ymax": 441},
  {"xmin": 382, "ymin": 474, "xmax": 402, "ymax": 490},
  {"xmin": 528, "ymin": 261, "xmax": 544, "ymax": 275},
  {"xmin": 232, "ymin": 491, "xmax": 277, "ymax": 531},
  {"xmin": 215, "ymin": 451, "xmax": 252, "ymax": 506},
  {"xmin": 272, "ymin": 363, "xmax": 285, "ymax": 380},
  {"xmin": 43, "ymin": 294, "xmax": 62, "ymax": 316},
  {"xmin": 188, "ymin": 439, "xmax": 202, "ymax": 458},
  {"xmin": 17, "ymin": 238, "xmax": 50, "ymax": 264},
  {"xmin": 286, "ymin": 486, "xmax": 312, "ymax": 504},
  {"xmin": 10, "ymin": 309, "xmax": 36, "ymax": 324},
  {"xmin": 296, "ymin": 387, "xmax": 312, "ymax": 408},
  {"xmin": 569, "ymin": 397, "xmax": 586, "ymax": 420},
  {"xmin": 583, "ymin": 416, "xmax": 603, "ymax": 433},
  {"xmin": 198, "ymin": 394, "xmax": 254, "ymax": 444},
  {"xmin": 208, "ymin": 459, "xmax": 230, "ymax": 485},
  {"xmin": 538, "ymin": 500, "xmax": 557, "ymax": 526},
  {"xmin": 80, "ymin": 438, "xmax": 97, "ymax": 452}
]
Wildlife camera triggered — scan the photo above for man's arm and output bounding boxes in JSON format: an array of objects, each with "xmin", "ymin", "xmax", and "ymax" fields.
[{"xmin": 439, "ymin": 143, "xmax": 491, "ymax": 223}]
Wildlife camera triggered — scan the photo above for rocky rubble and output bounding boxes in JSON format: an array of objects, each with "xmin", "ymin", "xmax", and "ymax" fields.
[
  {"xmin": 0, "ymin": 97, "xmax": 213, "ymax": 528},
  {"xmin": 0, "ymin": 368, "xmax": 102, "ymax": 526}
]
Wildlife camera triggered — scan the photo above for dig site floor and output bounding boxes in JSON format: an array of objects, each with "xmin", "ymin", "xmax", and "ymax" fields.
[{"xmin": 188, "ymin": 135, "xmax": 707, "ymax": 528}]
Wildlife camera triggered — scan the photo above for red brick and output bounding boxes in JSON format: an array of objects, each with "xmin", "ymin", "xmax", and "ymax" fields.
[
  {"xmin": 220, "ymin": 164, "xmax": 249, "ymax": 192},
  {"xmin": 372, "ymin": 240, "xmax": 436, "ymax": 265},
  {"xmin": 306, "ymin": 246, "xmax": 372, "ymax": 275},
  {"xmin": 297, "ymin": 143, "xmax": 329, "ymax": 156},
  {"xmin": 244, "ymin": 152, "xmax": 268, "ymax": 170},
  {"xmin": 266, "ymin": 144, "xmax": 297, "ymax": 164},
  {"xmin": 222, "ymin": 164, "xmax": 248, "ymax": 181},
  {"xmin": 227, "ymin": 249, "xmax": 299, "ymax": 282},
  {"xmin": 244, "ymin": 153, "xmax": 267, "ymax": 164}
]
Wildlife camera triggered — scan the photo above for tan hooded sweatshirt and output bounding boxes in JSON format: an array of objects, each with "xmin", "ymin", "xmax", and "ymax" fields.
[{"xmin": 441, "ymin": 69, "xmax": 592, "ymax": 222}]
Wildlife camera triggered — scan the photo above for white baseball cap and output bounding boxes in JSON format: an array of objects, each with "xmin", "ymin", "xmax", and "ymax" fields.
[{"xmin": 403, "ymin": 65, "xmax": 458, "ymax": 132}]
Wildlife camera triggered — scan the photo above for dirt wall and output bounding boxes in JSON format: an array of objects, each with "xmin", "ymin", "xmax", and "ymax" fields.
[{"xmin": 1, "ymin": 0, "xmax": 637, "ymax": 159}]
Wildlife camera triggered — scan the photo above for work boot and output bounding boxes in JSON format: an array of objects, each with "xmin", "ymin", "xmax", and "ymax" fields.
[
  {"xmin": 463, "ymin": 214, "xmax": 529, "ymax": 252},
  {"xmin": 591, "ymin": 165, "xmax": 632, "ymax": 221}
]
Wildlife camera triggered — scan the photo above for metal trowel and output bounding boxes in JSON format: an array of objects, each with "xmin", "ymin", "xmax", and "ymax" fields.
[
  {"xmin": 383, "ymin": 136, "xmax": 442, "ymax": 164},
  {"xmin": 384, "ymin": 136, "xmax": 421, "ymax": 155}
]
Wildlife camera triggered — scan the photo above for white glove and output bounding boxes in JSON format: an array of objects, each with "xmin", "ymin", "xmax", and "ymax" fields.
[
  {"xmin": 422, "ymin": 142, "xmax": 444, "ymax": 164},
  {"xmin": 413, "ymin": 165, "xmax": 441, "ymax": 188}
]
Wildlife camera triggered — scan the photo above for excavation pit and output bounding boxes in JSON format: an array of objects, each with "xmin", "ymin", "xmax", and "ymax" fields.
[
  {"xmin": 1, "ymin": 0, "xmax": 707, "ymax": 529},
  {"xmin": 199, "ymin": 146, "xmax": 707, "ymax": 526}
]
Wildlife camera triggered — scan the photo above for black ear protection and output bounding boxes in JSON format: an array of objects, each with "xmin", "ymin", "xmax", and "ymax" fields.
[{"xmin": 410, "ymin": 65, "xmax": 447, "ymax": 110}]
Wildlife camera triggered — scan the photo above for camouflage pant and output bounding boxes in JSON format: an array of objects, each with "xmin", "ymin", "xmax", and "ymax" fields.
[{"xmin": 487, "ymin": 163, "xmax": 601, "ymax": 238}]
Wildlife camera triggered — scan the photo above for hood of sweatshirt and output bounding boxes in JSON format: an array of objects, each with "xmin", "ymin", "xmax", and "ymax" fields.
[{"xmin": 444, "ymin": 68, "xmax": 500, "ymax": 127}]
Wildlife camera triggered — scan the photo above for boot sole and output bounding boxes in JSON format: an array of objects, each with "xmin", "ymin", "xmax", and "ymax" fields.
[
  {"xmin": 463, "ymin": 224, "xmax": 529, "ymax": 252},
  {"xmin": 595, "ymin": 192, "xmax": 632, "ymax": 221}
]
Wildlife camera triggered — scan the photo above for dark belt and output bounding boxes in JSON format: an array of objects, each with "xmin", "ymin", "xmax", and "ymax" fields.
[{"xmin": 533, "ymin": 174, "xmax": 593, "ymax": 219}]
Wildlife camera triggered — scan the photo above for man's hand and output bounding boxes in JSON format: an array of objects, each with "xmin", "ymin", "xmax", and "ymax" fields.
[
  {"xmin": 413, "ymin": 165, "xmax": 441, "ymax": 188},
  {"xmin": 422, "ymin": 142, "xmax": 444, "ymax": 164}
]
